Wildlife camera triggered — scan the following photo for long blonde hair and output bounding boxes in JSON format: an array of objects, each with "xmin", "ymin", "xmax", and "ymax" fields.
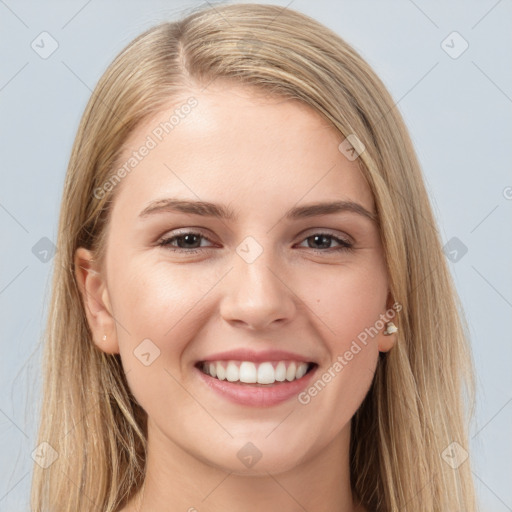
[{"xmin": 31, "ymin": 3, "xmax": 477, "ymax": 511}]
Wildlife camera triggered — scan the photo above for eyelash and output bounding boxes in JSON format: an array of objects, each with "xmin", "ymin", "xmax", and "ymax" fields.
[{"xmin": 157, "ymin": 230, "xmax": 353, "ymax": 255}]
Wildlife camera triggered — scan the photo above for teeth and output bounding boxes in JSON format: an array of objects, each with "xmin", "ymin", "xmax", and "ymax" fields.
[
  {"xmin": 296, "ymin": 363, "xmax": 307, "ymax": 379},
  {"xmin": 216, "ymin": 363, "xmax": 226, "ymax": 381},
  {"xmin": 275, "ymin": 361, "xmax": 286, "ymax": 381},
  {"xmin": 201, "ymin": 360, "xmax": 310, "ymax": 384},
  {"xmin": 286, "ymin": 362, "xmax": 297, "ymax": 381},
  {"xmin": 239, "ymin": 361, "xmax": 257, "ymax": 383},
  {"xmin": 257, "ymin": 362, "xmax": 274, "ymax": 384},
  {"xmin": 226, "ymin": 361, "xmax": 239, "ymax": 382}
]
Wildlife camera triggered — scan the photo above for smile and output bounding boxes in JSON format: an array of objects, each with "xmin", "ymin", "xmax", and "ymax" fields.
[{"xmin": 198, "ymin": 360, "xmax": 316, "ymax": 385}]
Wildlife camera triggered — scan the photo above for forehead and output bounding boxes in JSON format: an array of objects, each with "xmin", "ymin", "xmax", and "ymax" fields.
[{"xmin": 109, "ymin": 83, "xmax": 375, "ymax": 221}]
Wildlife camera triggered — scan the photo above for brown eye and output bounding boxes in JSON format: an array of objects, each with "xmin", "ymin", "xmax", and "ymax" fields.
[
  {"xmin": 158, "ymin": 231, "xmax": 214, "ymax": 251},
  {"xmin": 297, "ymin": 233, "xmax": 353, "ymax": 252}
]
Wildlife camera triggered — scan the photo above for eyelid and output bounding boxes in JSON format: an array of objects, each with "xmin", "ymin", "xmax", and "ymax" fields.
[
  {"xmin": 299, "ymin": 228, "xmax": 353, "ymax": 245},
  {"xmin": 157, "ymin": 227, "xmax": 354, "ymax": 254},
  {"xmin": 157, "ymin": 227, "xmax": 352, "ymax": 245},
  {"xmin": 157, "ymin": 228, "xmax": 217, "ymax": 249}
]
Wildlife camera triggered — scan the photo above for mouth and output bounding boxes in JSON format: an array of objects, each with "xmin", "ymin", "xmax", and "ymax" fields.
[{"xmin": 196, "ymin": 360, "xmax": 318, "ymax": 386}]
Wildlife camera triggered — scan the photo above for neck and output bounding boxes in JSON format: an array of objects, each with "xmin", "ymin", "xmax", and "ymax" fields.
[{"xmin": 130, "ymin": 420, "xmax": 362, "ymax": 512}]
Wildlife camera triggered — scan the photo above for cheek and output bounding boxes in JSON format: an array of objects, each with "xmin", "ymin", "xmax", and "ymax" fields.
[
  {"xmin": 255, "ymin": 263, "xmax": 386, "ymax": 459},
  {"xmin": 112, "ymin": 255, "xmax": 189, "ymax": 321},
  {"xmin": 112, "ymin": 251, "xmax": 387, "ymax": 361},
  {"xmin": 110, "ymin": 262, "xmax": 209, "ymax": 411},
  {"xmin": 110, "ymin": 259, "xmax": 220, "ymax": 360},
  {"xmin": 294, "ymin": 262, "xmax": 386, "ymax": 417},
  {"xmin": 302, "ymin": 261, "xmax": 387, "ymax": 347}
]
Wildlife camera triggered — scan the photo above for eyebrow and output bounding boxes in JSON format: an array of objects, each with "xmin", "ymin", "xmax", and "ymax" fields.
[{"xmin": 138, "ymin": 198, "xmax": 377, "ymax": 223}]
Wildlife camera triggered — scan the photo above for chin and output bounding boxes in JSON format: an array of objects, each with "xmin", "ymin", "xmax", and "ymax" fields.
[{"xmin": 197, "ymin": 439, "xmax": 312, "ymax": 476}]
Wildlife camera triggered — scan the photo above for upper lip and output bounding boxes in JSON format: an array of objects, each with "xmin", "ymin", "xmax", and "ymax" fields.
[{"xmin": 198, "ymin": 348, "xmax": 316, "ymax": 364}]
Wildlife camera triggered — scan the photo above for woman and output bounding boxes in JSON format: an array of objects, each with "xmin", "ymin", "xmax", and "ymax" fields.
[{"xmin": 30, "ymin": 3, "xmax": 477, "ymax": 511}]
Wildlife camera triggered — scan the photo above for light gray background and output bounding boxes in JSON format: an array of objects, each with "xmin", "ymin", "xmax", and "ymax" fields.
[{"xmin": 1, "ymin": 0, "xmax": 511, "ymax": 510}]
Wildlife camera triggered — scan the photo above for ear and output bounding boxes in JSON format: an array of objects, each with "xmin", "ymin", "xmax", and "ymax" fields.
[
  {"xmin": 377, "ymin": 291, "xmax": 399, "ymax": 353},
  {"xmin": 74, "ymin": 247, "xmax": 119, "ymax": 354}
]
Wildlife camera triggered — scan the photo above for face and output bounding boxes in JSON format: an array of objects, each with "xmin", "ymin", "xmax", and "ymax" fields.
[{"xmin": 76, "ymin": 83, "xmax": 395, "ymax": 476}]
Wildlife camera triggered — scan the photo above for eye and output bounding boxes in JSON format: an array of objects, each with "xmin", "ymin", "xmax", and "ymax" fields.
[
  {"xmin": 295, "ymin": 233, "xmax": 353, "ymax": 252},
  {"xmin": 158, "ymin": 231, "xmax": 214, "ymax": 251},
  {"xmin": 158, "ymin": 230, "xmax": 353, "ymax": 254}
]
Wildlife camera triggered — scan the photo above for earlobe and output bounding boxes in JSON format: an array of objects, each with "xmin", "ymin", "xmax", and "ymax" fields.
[
  {"xmin": 74, "ymin": 247, "xmax": 119, "ymax": 354},
  {"xmin": 378, "ymin": 292, "xmax": 399, "ymax": 353},
  {"xmin": 378, "ymin": 322, "xmax": 397, "ymax": 353}
]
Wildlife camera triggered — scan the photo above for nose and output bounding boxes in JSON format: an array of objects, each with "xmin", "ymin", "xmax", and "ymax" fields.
[{"xmin": 219, "ymin": 246, "xmax": 296, "ymax": 330}]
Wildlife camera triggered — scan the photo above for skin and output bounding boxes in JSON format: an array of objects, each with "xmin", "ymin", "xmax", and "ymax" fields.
[{"xmin": 75, "ymin": 82, "xmax": 396, "ymax": 512}]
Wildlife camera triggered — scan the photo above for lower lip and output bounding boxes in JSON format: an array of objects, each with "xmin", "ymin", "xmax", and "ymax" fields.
[{"xmin": 195, "ymin": 364, "xmax": 318, "ymax": 407}]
